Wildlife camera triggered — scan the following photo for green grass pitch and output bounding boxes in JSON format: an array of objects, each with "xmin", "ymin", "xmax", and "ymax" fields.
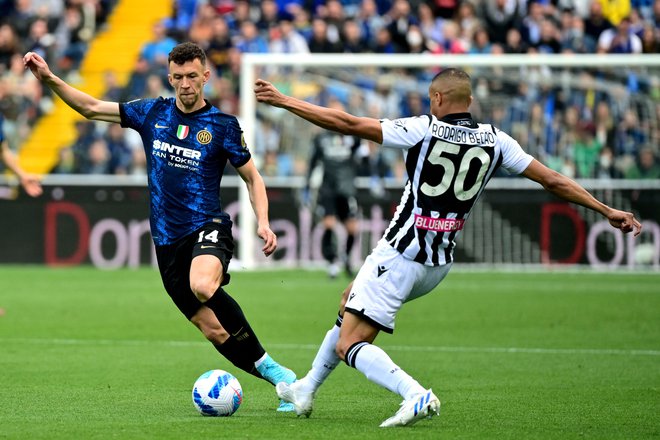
[{"xmin": 0, "ymin": 266, "xmax": 658, "ymax": 439}]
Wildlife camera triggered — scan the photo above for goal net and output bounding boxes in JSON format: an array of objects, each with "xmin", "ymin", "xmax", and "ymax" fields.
[{"xmin": 238, "ymin": 53, "xmax": 660, "ymax": 270}]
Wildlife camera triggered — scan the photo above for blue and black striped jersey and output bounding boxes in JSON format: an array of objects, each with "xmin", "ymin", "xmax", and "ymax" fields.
[{"xmin": 120, "ymin": 97, "xmax": 250, "ymax": 245}]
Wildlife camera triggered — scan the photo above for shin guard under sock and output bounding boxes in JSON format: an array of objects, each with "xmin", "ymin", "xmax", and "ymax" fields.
[{"xmin": 204, "ymin": 288, "xmax": 266, "ymax": 377}]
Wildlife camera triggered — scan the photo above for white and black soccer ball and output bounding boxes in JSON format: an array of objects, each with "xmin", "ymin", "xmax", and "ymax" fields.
[{"xmin": 192, "ymin": 369, "xmax": 243, "ymax": 416}]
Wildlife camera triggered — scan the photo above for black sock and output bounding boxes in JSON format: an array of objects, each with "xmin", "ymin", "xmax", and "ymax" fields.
[
  {"xmin": 345, "ymin": 233, "xmax": 355, "ymax": 257},
  {"xmin": 213, "ymin": 337, "xmax": 263, "ymax": 379},
  {"xmin": 322, "ymin": 228, "xmax": 337, "ymax": 262},
  {"xmin": 204, "ymin": 288, "xmax": 266, "ymax": 379}
]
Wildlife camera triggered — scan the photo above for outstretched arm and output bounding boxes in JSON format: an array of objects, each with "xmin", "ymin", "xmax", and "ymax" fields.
[
  {"xmin": 235, "ymin": 158, "xmax": 277, "ymax": 256},
  {"xmin": 522, "ymin": 159, "xmax": 642, "ymax": 236},
  {"xmin": 254, "ymin": 79, "xmax": 383, "ymax": 144},
  {"xmin": 1, "ymin": 140, "xmax": 42, "ymax": 197},
  {"xmin": 23, "ymin": 52, "xmax": 121, "ymax": 123}
]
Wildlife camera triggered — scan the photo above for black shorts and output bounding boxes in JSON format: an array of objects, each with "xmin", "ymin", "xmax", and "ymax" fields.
[
  {"xmin": 318, "ymin": 192, "xmax": 358, "ymax": 221},
  {"xmin": 155, "ymin": 222, "xmax": 234, "ymax": 320}
]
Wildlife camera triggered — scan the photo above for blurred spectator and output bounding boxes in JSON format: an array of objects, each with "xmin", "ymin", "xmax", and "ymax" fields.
[
  {"xmin": 140, "ymin": 20, "xmax": 177, "ymax": 68},
  {"xmin": 54, "ymin": 4, "xmax": 96, "ymax": 74},
  {"xmin": 417, "ymin": 2, "xmax": 444, "ymax": 50},
  {"xmin": 625, "ymin": 147, "xmax": 660, "ymax": 178},
  {"xmin": 308, "ymin": 17, "xmax": 343, "ymax": 52},
  {"xmin": 595, "ymin": 146, "xmax": 624, "ymax": 179},
  {"xmin": 434, "ymin": 20, "xmax": 468, "ymax": 53},
  {"xmin": 615, "ymin": 109, "xmax": 646, "ymax": 157},
  {"xmin": 318, "ymin": 0, "xmax": 347, "ymax": 46},
  {"xmin": 269, "ymin": 18, "xmax": 310, "ymax": 53},
  {"xmin": 386, "ymin": 0, "xmax": 419, "ymax": 53},
  {"xmin": 483, "ymin": 0, "xmax": 520, "ymax": 45},
  {"xmin": 254, "ymin": 117, "xmax": 281, "ymax": 157},
  {"xmin": 235, "ymin": 20, "xmax": 270, "ymax": 53},
  {"xmin": 584, "ymin": 1, "xmax": 613, "ymax": 41},
  {"xmin": 341, "ymin": 19, "xmax": 369, "ymax": 53},
  {"xmin": 52, "ymin": 145, "xmax": 77, "ymax": 174},
  {"xmin": 371, "ymin": 26, "xmax": 395, "ymax": 52},
  {"xmin": 561, "ymin": 12, "xmax": 597, "ymax": 53},
  {"xmin": 80, "ymin": 138, "xmax": 111, "ymax": 174},
  {"xmin": 598, "ymin": 16, "xmax": 643, "ymax": 53},
  {"xmin": 189, "ymin": 4, "xmax": 218, "ymax": 46},
  {"xmin": 204, "ymin": 16, "xmax": 234, "ymax": 76},
  {"xmin": 291, "ymin": 7, "xmax": 313, "ymax": 41},
  {"xmin": 122, "ymin": 56, "xmax": 152, "ymax": 101},
  {"xmin": 257, "ymin": 0, "xmax": 281, "ymax": 35},
  {"xmin": 355, "ymin": 0, "xmax": 387, "ymax": 44},
  {"xmin": 535, "ymin": 18, "xmax": 563, "ymax": 53},
  {"xmin": 405, "ymin": 24, "xmax": 429, "ymax": 53},
  {"xmin": 469, "ymin": 27, "xmax": 492, "ymax": 54},
  {"xmin": 104, "ymin": 123, "xmax": 133, "ymax": 175},
  {"xmin": 640, "ymin": 22, "xmax": 660, "ymax": 51},
  {"xmin": 101, "ymin": 70, "xmax": 123, "ymax": 102},
  {"xmin": 0, "ymin": 24, "xmax": 22, "ymax": 73},
  {"xmin": 519, "ymin": 1, "xmax": 546, "ymax": 47},
  {"xmin": 594, "ymin": 100, "xmax": 616, "ymax": 148},
  {"xmin": 456, "ymin": 1, "xmax": 482, "ymax": 42},
  {"xmin": 225, "ymin": 0, "xmax": 253, "ymax": 35},
  {"xmin": 144, "ymin": 73, "xmax": 170, "ymax": 99},
  {"xmin": 165, "ymin": 0, "xmax": 199, "ymax": 39},
  {"xmin": 8, "ymin": 0, "xmax": 36, "ymax": 40},
  {"xmin": 503, "ymin": 27, "xmax": 529, "ymax": 53},
  {"xmin": 24, "ymin": 18, "xmax": 56, "ymax": 64},
  {"xmin": 2, "ymin": 53, "xmax": 41, "ymax": 124},
  {"xmin": 573, "ymin": 122, "xmax": 602, "ymax": 177},
  {"xmin": 366, "ymin": 75, "xmax": 400, "ymax": 119}
]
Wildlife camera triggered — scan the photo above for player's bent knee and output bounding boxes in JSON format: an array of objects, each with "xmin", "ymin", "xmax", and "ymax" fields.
[
  {"xmin": 190, "ymin": 277, "xmax": 220, "ymax": 302},
  {"xmin": 335, "ymin": 342, "xmax": 347, "ymax": 361}
]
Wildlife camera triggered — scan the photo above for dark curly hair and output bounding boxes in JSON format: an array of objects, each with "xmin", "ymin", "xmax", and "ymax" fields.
[{"xmin": 168, "ymin": 42, "xmax": 207, "ymax": 66}]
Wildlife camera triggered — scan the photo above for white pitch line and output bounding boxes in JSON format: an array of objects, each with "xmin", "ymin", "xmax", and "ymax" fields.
[{"xmin": 1, "ymin": 338, "xmax": 658, "ymax": 357}]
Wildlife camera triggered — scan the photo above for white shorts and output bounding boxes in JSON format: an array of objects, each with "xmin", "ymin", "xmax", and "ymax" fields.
[{"xmin": 344, "ymin": 240, "xmax": 452, "ymax": 333}]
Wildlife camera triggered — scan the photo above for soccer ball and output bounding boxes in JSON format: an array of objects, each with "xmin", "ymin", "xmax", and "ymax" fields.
[{"xmin": 192, "ymin": 369, "xmax": 243, "ymax": 416}]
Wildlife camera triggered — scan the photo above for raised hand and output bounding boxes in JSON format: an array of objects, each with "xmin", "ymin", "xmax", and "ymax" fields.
[
  {"xmin": 254, "ymin": 79, "xmax": 287, "ymax": 108},
  {"xmin": 23, "ymin": 52, "xmax": 53, "ymax": 82}
]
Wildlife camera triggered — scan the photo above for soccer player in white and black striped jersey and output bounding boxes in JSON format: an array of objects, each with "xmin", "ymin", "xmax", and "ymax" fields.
[{"xmin": 254, "ymin": 69, "xmax": 642, "ymax": 427}]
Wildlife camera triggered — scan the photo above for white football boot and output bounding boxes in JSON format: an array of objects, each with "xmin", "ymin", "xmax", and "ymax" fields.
[
  {"xmin": 379, "ymin": 389, "xmax": 440, "ymax": 428},
  {"xmin": 275, "ymin": 381, "xmax": 315, "ymax": 417}
]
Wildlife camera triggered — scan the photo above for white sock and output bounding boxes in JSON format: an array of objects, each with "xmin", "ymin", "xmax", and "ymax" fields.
[
  {"xmin": 352, "ymin": 343, "xmax": 426, "ymax": 400},
  {"xmin": 253, "ymin": 352, "xmax": 269, "ymax": 368},
  {"xmin": 300, "ymin": 324, "xmax": 341, "ymax": 393}
]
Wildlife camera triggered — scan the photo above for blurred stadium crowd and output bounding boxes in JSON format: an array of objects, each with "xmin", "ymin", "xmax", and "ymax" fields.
[{"xmin": 1, "ymin": 0, "xmax": 659, "ymax": 180}]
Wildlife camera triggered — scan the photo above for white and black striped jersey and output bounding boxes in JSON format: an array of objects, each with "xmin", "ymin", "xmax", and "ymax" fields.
[{"xmin": 380, "ymin": 112, "xmax": 534, "ymax": 266}]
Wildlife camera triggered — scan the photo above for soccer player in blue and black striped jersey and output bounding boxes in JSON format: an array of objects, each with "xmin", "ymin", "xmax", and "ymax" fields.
[
  {"xmin": 24, "ymin": 43, "xmax": 296, "ymax": 411},
  {"xmin": 255, "ymin": 70, "xmax": 642, "ymax": 426}
]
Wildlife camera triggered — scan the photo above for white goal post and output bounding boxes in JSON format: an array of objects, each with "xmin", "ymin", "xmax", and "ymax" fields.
[{"xmin": 238, "ymin": 53, "xmax": 660, "ymax": 269}]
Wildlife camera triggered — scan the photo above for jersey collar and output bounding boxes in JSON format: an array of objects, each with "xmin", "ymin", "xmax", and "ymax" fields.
[
  {"xmin": 175, "ymin": 99, "xmax": 212, "ymax": 117},
  {"xmin": 440, "ymin": 112, "xmax": 477, "ymax": 128}
]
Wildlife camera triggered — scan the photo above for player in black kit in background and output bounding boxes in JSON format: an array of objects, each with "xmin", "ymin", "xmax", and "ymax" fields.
[{"xmin": 306, "ymin": 98, "xmax": 361, "ymax": 278}]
